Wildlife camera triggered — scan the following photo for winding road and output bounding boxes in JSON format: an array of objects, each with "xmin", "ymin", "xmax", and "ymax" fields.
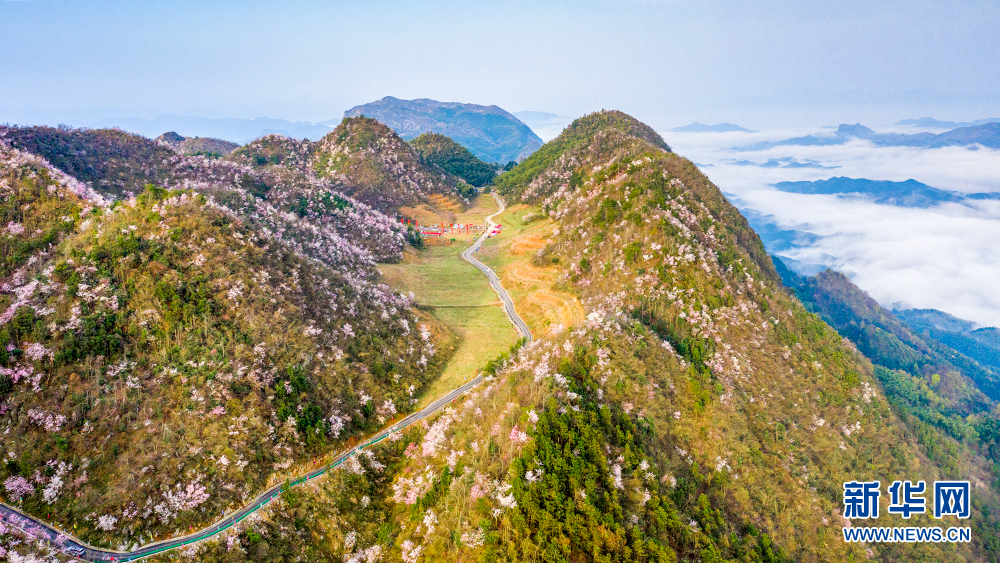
[
  {"xmin": 461, "ymin": 193, "xmax": 532, "ymax": 342},
  {"xmin": 0, "ymin": 193, "xmax": 531, "ymax": 562}
]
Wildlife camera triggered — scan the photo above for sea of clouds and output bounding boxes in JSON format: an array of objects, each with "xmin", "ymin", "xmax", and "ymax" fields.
[{"xmin": 662, "ymin": 127, "xmax": 1000, "ymax": 327}]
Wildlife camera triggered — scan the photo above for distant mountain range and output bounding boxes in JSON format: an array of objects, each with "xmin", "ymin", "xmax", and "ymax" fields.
[
  {"xmin": 894, "ymin": 308, "xmax": 1000, "ymax": 372},
  {"xmin": 775, "ymin": 262, "xmax": 1000, "ymax": 403},
  {"xmin": 729, "ymin": 156, "xmax": 838, "ymax": 169},
  {"xmin": 743, "ymin": 122, "xmax": 1000, "ymax": 151},
  {"xmin": 344, "ymin": 97, "xmax": 542, "ymax": 164},
  {"xmin": 62, "ymin": 114, "xmax": 335, "ymax": 144},
  {"xmin": 896, "ymin": 117, "xmax": 1000, "ymax": 129},
  {"xmin": 671, "ymin": 122, "xmax": 752, "ymax": 133},
  {"xmin": 772, "ymin": 176, "xmax": 1000, "ymax": 208}
]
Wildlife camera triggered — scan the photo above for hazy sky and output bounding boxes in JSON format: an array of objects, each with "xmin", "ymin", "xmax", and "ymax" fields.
[{"xmin": 2, "ymin": 0, "xmax": 998, "ymax": 128}]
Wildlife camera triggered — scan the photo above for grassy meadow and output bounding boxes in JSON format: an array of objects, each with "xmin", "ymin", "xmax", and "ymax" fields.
[{"xmin": 379, "ymin": 195, "xmax": 518, "ymax": 407}]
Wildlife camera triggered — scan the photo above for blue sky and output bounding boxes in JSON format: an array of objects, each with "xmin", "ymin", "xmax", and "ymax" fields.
[{"xmin": 2, "ymin": 0, "xmax": 998, "ymax": 128}]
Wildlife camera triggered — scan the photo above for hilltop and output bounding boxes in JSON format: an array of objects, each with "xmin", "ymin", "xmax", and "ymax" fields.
[
  {"xmin": 0, "ymin": 126, "xmax": 179, "ymax": 200},
  {"xmin": 312, "ymin": 116, "xmax": 466, "ymax": 214},
  {"xmin": 344, "ymin": 97, "xmax": 542, "ymax": 164},
  {"xmin": 409, "ymin": 133, "xmax": 496, "ymax": 188},
  {"xmin": 155, "ymin": 132, "xmax": 240, "ymax": 157}
]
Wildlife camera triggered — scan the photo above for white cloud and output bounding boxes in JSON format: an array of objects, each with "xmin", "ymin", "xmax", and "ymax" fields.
[{"xmin": 665, "ymin": 129, "xmax": 1000, "ymax": 327}]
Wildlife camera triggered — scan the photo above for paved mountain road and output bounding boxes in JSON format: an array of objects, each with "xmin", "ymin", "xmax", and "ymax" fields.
[
  {"xmin": 0, "ymin": 194, "xmax": 531, "ymax": 562},
  {"xmin": 461, "ymin": 193, "xmax": 532, "ymax": 342}
]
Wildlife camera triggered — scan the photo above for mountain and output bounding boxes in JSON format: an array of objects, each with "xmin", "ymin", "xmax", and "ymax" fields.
[
  {"xmin": 772, "ymin": 176, "xmax": 1000, "ymax": 208},
  {"xmin": 895, "ymin": 308, "xmax": 1000, "ymax": 372},
  {"xmin": 782, "ymin": 267, "xmax": 1000, "ymax": 402},
  {"xmin": 154, "ymin": 131, "xmax": 240, "ymax": 157},
  {"xmin": 311, "ymin": 116, "xmax": 465, "ymax": 214},
  {"xmin": 773, "ymin": 177, "xmax": 962, "ymax": 207},
  {"xmin": 730, "ymin": 156, "xmax": 839, "ymax": 169},
  {"xmin": 0, "ymin": 129, "xmax": 455, "ymax": 550},
  {"xmin": 64, "ymin": 115, "xmax": 336, "ymax": 144},
  {"xmin": 344, "ymin": 97, "xmax": 542, "ymax": 164},
  {"xmin": 0, "ymin": 124, "xmax": 417, "ymax": 261},
  {"xmin": 928, "ymin": 122, "xmax": 1000, "ymax": 148},
  {"xmin": 671, "ymin": 122, "xmax": 753, "ymax": 133},
  {"xmin": 408, "ymin": 133, "xmax": 496, "ymax": 188},
  {"xmin": 773, "ymin": 264, "xmax": 1000, "ymax": 550},
  {"xmin": 744, "ymin": 122, "xmax": 1000, "ymax": 151},
  {"xmin": 456, "ymin": 110, "xmax": 997, "ymax": 561},
  {"xmin": 738, "ymin": 208, "xmax": 821, "ymax": 254},
  {"xmin": 9, "ymin": 112, "xmax": 1000, "ymax": 562},
  {"xmin": 895, "ymin": 117, "xmax": 1000, "ymax": 129}
]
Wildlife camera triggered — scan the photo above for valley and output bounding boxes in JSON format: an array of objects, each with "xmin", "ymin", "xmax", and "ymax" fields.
[
  {"xmin": 379, "ymin": 195, "xmax": 520, "ymax": 407},
  {"xmin": 3, "ymin": 111, "xmax": 1000, "ymax": 563}
]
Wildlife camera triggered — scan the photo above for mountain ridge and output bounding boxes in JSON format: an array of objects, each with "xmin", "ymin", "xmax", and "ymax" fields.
[
  {"xmin": 743, "ymin": 122, "xmax": 1000, "ymax": 151},
  {"xmin": 772, "ymin": 176, "xmax": 1000, "ymax": 208},
  {"xmin": 0, "ymin": 130, "xmax": 458, "ymax": 551},
  {"xmin": 6, "ymin": 111, "xmax": 1000, "ymax": 562}
]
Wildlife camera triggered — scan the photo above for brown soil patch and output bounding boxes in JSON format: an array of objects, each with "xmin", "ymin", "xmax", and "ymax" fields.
[
  {"xmin": 424, "ymin": 237, "xmax": 455, "ymax": 247},
  {"xmin": 510, "ymin": 235, "xmax": 549, "ymax": 256},
  {"xmin": 501, "ymin": 261, "xmax": 584, "ymax": 331},
  {"xmin": 526, "ymin": 288, "xmax": 585, "ymax": 329},
  {"xmin": 504, "ymin": 261, "xmax": 552, "ymax": 286},
  {"xmin": 426, "ymin": 193, "xmax": 465, "ymax": 214}
]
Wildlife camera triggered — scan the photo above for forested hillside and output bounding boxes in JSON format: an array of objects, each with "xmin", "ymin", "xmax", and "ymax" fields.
[
  {"xmin": 1, "ymin": 126, "xmax": 179, "ymax": 200},
  {"xmin": 312, "ymin": 117, "xmax": 464, "ymax": 214},
  {"xmin": 409, "ymin": 133, "xmax": 496, "ymax": 188},
  {"xmin": 162, "ymin": 111, "xmax": 997, "ymax": 563},
  {"xmin": 775, "ymin": 262, "xmax": 1000, "ymax": 554},
  {"xmin": 0, "ymin": 127, "xmax": 455, "ymax": 552},
  {"xmin": 155, "ymin": 132, "xmax": 240, "ymax": 157}
]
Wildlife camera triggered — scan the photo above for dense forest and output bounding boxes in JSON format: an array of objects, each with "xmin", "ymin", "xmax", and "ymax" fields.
[{"xmin": 409, "ymin": 132, "xmax": 497, "ymax": 188}]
